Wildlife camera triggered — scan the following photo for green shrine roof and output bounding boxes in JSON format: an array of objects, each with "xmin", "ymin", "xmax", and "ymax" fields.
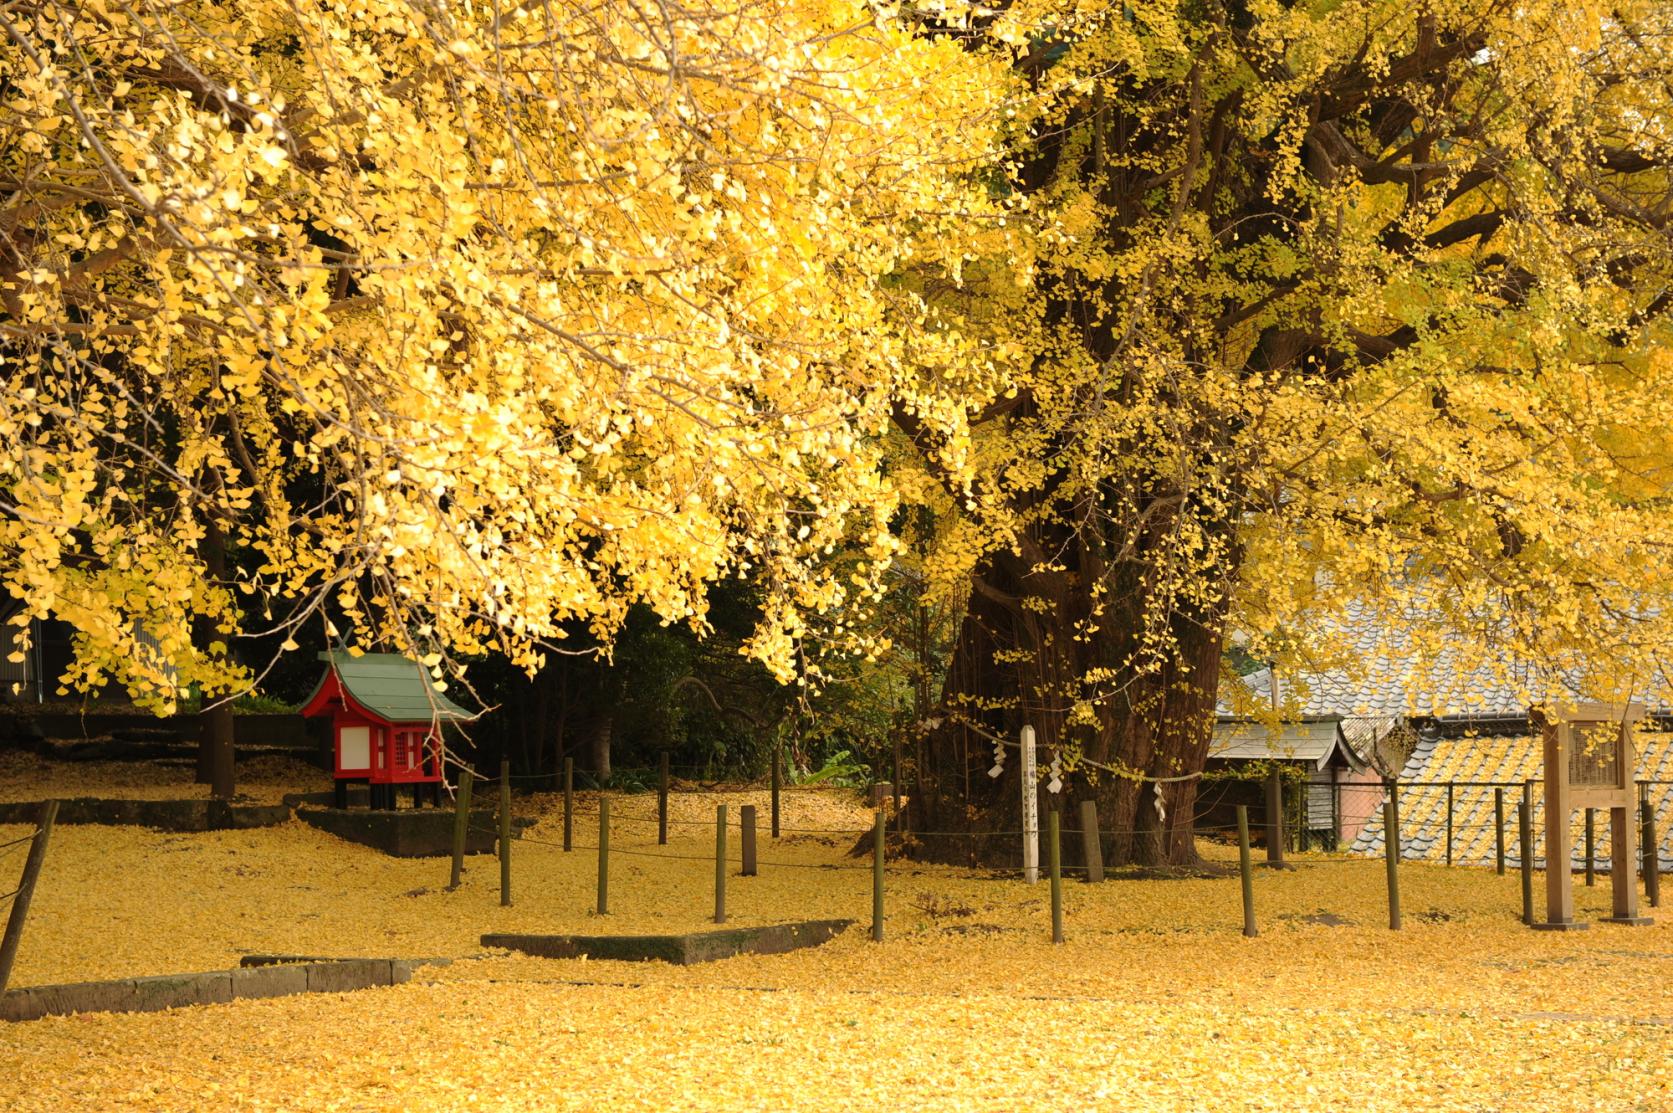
[{"xmin": 308, "ymin": 651, "xmax": 475, "ymax": 724}]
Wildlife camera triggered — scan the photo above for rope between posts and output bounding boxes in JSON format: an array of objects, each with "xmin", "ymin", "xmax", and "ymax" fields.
[{"xmin": 0, "ymin": 833, "xmax": 36, "ymax": 851}]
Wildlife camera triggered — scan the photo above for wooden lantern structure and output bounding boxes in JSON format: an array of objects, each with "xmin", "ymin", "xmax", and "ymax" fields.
[
  {"xmin": 300, "ymin": 652, "xmax": 474, "ymax": 809},
  {"xmin": 1533, "ymin": 702, "xmax": 1652, "ymax": 929}
]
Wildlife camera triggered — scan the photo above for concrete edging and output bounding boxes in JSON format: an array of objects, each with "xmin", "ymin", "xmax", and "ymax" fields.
[
  {"xmin": 1, "ymin": 957, "xmax": 434, "ymax": 1023},
  {"xmin": 482, "ymin": 919, "xmax": 854, "ymax": 965}
]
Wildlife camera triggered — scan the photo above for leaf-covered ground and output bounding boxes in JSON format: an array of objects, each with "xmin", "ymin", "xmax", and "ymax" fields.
[{"xmin": 2, "ymin": 776, "xmax": 1670, "ymax": 1110}]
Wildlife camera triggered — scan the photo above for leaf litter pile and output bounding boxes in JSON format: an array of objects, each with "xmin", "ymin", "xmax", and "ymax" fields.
[{"xmin": 1, "ymin": 776, "xmax": 1670, "ymax": 1111}]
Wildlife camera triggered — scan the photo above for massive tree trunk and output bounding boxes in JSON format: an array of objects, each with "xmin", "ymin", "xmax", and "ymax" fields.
[{"xmin": 909, "ymin": 520, "xmax": 1230, "ymax": 868}]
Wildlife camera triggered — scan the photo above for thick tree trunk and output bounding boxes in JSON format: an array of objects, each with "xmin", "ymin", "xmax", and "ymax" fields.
[{"xmin": 909, "ymin": 524, "xmax": 1230, "ymax": 869}]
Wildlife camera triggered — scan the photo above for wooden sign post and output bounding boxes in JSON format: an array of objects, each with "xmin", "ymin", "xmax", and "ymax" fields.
[
  {"xmin": 1533, "ymin": 703, "xmax": 1652, "ymax": 930},
  {"xmin": 1020, "ymin": 725, "xmax": 1039, "ymax": 884}
]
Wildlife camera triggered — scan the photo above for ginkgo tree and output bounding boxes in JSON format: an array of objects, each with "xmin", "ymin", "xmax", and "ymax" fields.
[
  {"xmin": 0, "ymin": 0, "xmax": 1020, "ymax": 792},
  {"xmin": 895, "ymin": 0, "xmax": 1673, "ymax": 865}
]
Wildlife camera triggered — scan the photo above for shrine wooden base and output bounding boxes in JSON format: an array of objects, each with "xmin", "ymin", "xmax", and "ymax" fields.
[
  {"xmin": 297, "ymin": 805, "xmax": 505, "ymax": 857},
  {"xmin": 1531, "ymin": 920, "xmax": 1590, "ymax": 932}
]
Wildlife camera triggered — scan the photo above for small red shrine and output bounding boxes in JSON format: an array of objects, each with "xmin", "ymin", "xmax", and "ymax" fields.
[{"xmin": 300, "ymin": 652, "xmax": 474, "ymax": 809}]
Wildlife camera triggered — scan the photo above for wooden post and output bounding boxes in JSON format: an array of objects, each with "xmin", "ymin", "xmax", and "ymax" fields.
[
  {"xmin": 1495, "ymin": 788, "xmax": 1505, "ymax": 875},
  {"xmin": 447, "ymin": 768, "xmax": 474, "ymax": 890},
  {"xmin": 0, "ymin": 800, "xmax": 58, "ymax": 995},
  {"xmin": 1584, "ymin": 808, "xmax": 1596, "ymax": 887},
  {"xmin": 770, "ymin": 741, "xmax": 781, "ymax": 839},
  {"xmin": 1445, "ymin": 782, "xmax": 1454, "ymax": 866},
  {"xmin": 562, "ymin": 756, "xmax": 573, "ymax": 852},
  {"xmin": 1265, "ymin": 766, "xmax": 1286, "ymax": 865},
  {"xmin": 1236, "ymin": 804, "xmax": 1257, "ymax": 938},
  {"xmin": 740, "ymin": 804, "xmax": 757, "ymax": 876},
  {"xmin": 1520, "ymin": 793, "xmax": 1534, "ymax": 927},
  {"xmin": 498, "ymin": 760, "xmax": 512, "ymax": 907},
  {"xmin": 596, "ymin": 796, "xmax": 610, "ymax": 914},
  {"xmin": 871, "ymin": 809, "xmax": 885, "ymax": 942},
  {"xmin": 1384, "ymin": 799, "xmax": 1402, "ymax": 930},
  {"xmin": 1048, "ymin": 808, "xmax": 1063, "ymax": 944},
  {"xmin": 1607, "ymin": 800, "xmax": 1645, "ymax": 924},
  {"xmin": 658, "ymin": 752, "xmax": 669, "ymax": 846},
  {"xmin": 1078, "ymin": 799, "xmax": 1104, "ymax": 884},
  {"xmin": 1643, "ymin": 786, "xmax": 1661, "ymax": 910},
  {"xmin": 713, "ymin": 804, "xmax": 727, "ymax": 925}
]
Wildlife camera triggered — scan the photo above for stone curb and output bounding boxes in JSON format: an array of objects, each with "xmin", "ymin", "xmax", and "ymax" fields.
[
  {"xmin": 482, "ymin": 919, "xmax": 854, "ymax": 966},
  {"xmin": 0, "ymin": 957, "xmax": 440, "ymax": 1023}
]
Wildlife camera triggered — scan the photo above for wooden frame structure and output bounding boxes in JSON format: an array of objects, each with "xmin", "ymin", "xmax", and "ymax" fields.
[{"xmin": 1532, "ymin": 702, "xmax": 1652, "ymax": 929}]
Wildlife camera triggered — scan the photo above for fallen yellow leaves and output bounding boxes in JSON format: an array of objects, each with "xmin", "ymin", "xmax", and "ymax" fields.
[
  {"xmin": 0, "ymin": 752, "xmax": 330, "ymax": 806},
  {"xmin": 1, "ymin": 771, "xmax": 1671, "ymax": 1110}
]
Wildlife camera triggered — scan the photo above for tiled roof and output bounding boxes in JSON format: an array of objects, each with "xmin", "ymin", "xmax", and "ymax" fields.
[
  {"xmin": 1347, "ymin": 732, "xmax": 1673, "ymax": 872},
  {"xmin": 1220, "ymin": 600, "xmax": 1672, "ymax": 720},
  {"xmin": 304, "ymin": 652, "xmax": 475, "ymax": 724},
  {"xmin": 1209, "ymin": 719, "xmax": 1364, "ymax": 771}
]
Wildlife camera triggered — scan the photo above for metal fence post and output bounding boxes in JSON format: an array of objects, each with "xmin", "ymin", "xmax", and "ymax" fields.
[
  {"xmin": 562, "ymin": 757, "xmax": 573, "ymax": 852},
  {"xmin": 740, "ymin": 804, "xmax": 757, "ymax": 876},
  {"xmin": 1445, "ymin": 782, "xmax": 1454, "ymax": 866},
  {"xmin": 1384, "ymin": 799, "xmax": 1402, "ymax": 930},
  {"xmin": 658, "ymin": 752, "xmax": 669, "ymax": 846},
  {"xmin": 713, "ymin": 804, "xmax": 728, "ymax": 924},
  {"xmin": 1049, "ymin": 809, "xmax": 1063, "ymax": 943},
  {"xmin": 1495, "ymin": 788, "xmax": 1505, "ymax": 875},
  {"xmin": 499, "ymin": 760, "xmax": 512, "ymax": 907},
  {"xmin": 597, "ymin": 796, "xmax": 610, "ymax": 914},
  {"xmin": 871, "ymin": 809, "xmax": 885, "ymax": 942},
  {"xmin": 1237, "ymin": 805, "xmax": 1257, "ymax": 938}
]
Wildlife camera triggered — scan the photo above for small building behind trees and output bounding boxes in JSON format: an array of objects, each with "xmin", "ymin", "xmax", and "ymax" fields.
[{"xmin": 1200, "ymin": 718, "xmax": 1379, "ymax": 850}]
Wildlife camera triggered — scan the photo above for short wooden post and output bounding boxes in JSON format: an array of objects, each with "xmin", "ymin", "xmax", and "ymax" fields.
[
  {"xmin": 1384, "ymin": 799, "xmax": 1402, "ymax": 930},
  {"xmin": 658, "ymin": 752, "xmax": 669, "ymax": 846},
  {"xmin": 1264, "ymin": 766, "xmax": 1286, "ymax": 865},
  {"xmin": 740, "ymin": 804, "xmax": 757, "ymax": 876},
  {"xmin": 1078, "ymin": 799, "xmax": 1104, "ymax": 883},
  {"xmin": 1520, "ymin": 793, "xmax": 1534, "ymax": 926},
  {"xmin": 713, "ymin": 804, "xmax": 727, "ymax": 924},
  {"xmin": 770, "ymin": 743, "xmax": 782, "ymax": 839},
  {"xmin": 498, "ymin": 760, "xmax": 512, "ymax": 907},
  {"xmin": 871, "ymin": 809, "xmax": 884, "ymax": 942},
  {"xmin": 447, "ymin": 768, "xmax": 474, "ymax": 890},
  {"xmin": 1643, "ymin": 787, "xmax": 1661, "ymax": 909},
  {"xmin": 1584, "ymin": 808, "xmax": 1596, "ymax": 887},
  {"xmin": 1495, "ymin": 788, "xmax": 1505, "ymax": 875},
  {"xmin": 562, "ymin": 757, "xmax": 573, "ymax": 852},
  {"xmin": 1236, "ymin": 805, "xmax": 1257, "ymax": 938},
  {"xmin": 1445, "ymin": 782, "xmax": 1454, "ymax": 866},
  {"xmin": 0, "ymin": 800, "xmax": 58, "ymax": 994},
  {"xmin": 596, "ymin": 796, "xmax": 610, "ymax": 914},
  {"xmin": 1048, "ymin": 808, "xmax": 1063, "ymax": 943}
]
